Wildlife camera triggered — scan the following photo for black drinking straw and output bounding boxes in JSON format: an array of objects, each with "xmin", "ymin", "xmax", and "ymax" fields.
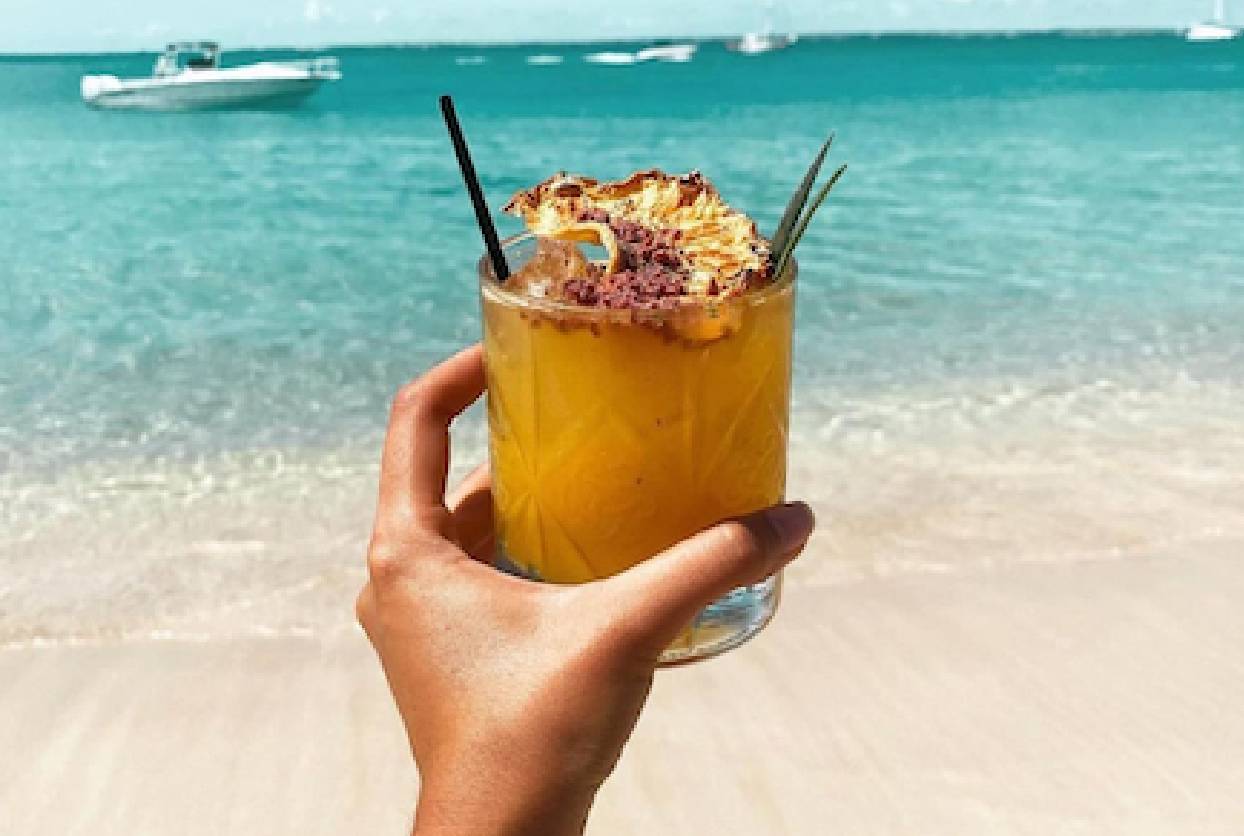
[{"xmin": 439, "ymin": 94, "xmax": 510, "ymax": 282}]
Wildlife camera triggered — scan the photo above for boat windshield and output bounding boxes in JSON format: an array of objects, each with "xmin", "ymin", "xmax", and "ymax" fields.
[{"xmin": 154, "ymin": 41, "xmax": 221, "ymax": 76}]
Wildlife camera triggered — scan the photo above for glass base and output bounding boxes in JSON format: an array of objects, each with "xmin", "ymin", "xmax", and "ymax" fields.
[
  {"xmin": 658, "ymin": 572, "xmax": 782, "ymax": 666},
  {"xmin": 495, "ymin": 553, "xmax": 781, "ymax": 666}
]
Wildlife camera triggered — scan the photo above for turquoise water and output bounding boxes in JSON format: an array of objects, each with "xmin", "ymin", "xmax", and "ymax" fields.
[{"xmin": 3, "ymin": 36, "xmax": 1244, "ymax": 643}]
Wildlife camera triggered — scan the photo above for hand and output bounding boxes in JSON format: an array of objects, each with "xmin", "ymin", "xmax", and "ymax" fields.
[{"xmin": 356, "ymin": 344, "xmax": 816, "ymax": 836}]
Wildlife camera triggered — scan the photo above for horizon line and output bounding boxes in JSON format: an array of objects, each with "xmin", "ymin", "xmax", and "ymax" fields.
[{"xmin": 0, "ymin": 27, "xmax": 1196, "ymax": 58}]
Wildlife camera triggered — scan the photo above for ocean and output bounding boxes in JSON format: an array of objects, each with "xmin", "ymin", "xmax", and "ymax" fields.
[{"xmin": 3, "ymin": 35, "xmax": 1243, "ymax": 646}]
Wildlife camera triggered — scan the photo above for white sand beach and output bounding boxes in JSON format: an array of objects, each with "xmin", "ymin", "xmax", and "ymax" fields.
[
  {"xmin": 5, "ymin": 407, "xmax": 1244, "ymax": 834},
  {"xmin": 5, "ymin": 538, "xmax": 1244, "ymax": 835}
]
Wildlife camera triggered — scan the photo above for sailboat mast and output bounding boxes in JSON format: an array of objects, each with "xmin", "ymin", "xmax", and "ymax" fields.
[{"xmin": 1214, "ymin": 0, "xmax": 1226, "ymax": 24}]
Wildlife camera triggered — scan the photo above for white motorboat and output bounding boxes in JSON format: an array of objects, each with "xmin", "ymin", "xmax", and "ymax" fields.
[
  {"xmin": 634, "ymin": 43, "xmax": 698, "ymax": 63},
  {"xmin": 81, "ymin": 42, "xmax": 341, "ymax": 110},
  {"xmin": 1186, "ymin": 0, "xmax": 1239, "ymax": 40},
  {"xmin": 585, "ymin": 43, "xmax": 697, "ymax": 66},
  {"xmin": 728, "ymin": 1, "xmax": 796, "ymax": 55},
  {"xmin": 727, "ymin": 31, "xmax": 795, "ymax": 55},
  {"xmin": 584, "ymin": 51, "xmax": 640, "ymax": 66}
]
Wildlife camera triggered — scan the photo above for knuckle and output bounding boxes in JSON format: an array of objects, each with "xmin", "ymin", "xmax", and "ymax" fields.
[
  {"xmin": 390, "ymin": 377, "xmax": 430, "ymax": 418},
  {"xmin": 710, "ymin": 520, "xmax": 764, "ymax": 558},
  {"xmin": 354, "ymin": 586, "xmax": 374, "ymax": 630},
  {"xmin": 366, "ymin": 525, "xmax": 460, "ymax": 587},
  {"xmin": 390, "ymin": 377, "xmax": 453, "ymax": 435},
  {"xmin": 365, "ymin": 536, "xmax": 406, "ymax": 585}
]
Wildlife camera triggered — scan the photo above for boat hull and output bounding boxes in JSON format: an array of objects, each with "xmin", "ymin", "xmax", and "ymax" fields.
[
  {"xmin": 727, "ymin": 35, "xmax": 793, "ymax": 55},
  {"xmin": 83, "ymin": 76, "xmax": 328, "ymax": 111},
  {"xmin": 1186, "ymin": 22, "xmax": 1240, "ymax": 41}
]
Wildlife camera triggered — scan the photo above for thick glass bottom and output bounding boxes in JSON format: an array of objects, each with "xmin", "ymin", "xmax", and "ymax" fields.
[
  {"xmin": 496, "ymin": 551, "xmax": 781, "ymax": 665},
  {"xmin": 658, "ymin": 573, "xmax": 781, "ymax": 665}
]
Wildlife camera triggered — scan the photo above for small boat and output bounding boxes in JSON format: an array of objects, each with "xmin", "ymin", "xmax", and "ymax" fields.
[
  {"xmin": 584, "ymin": 51, "xmax": 640, "ymax": 66},
  {"xmin": 80, "ymin": 42, "xmax": 341, "ymax": 110},
  {"xmin": 727, "ymin": 31, "xmax": 795, "ymax": 55},
  {"xmin": 585, "ymin": 44, "xmax": 697, "ymax": 66},
  {"xmin": 728, "ymin": 1, "xmax": 796, "ymax": 55},
  {"xmin": 634, "ymin": 43, "xmax": 698, "ymax": 63},
  {"xmin": 1186, "ymin": 0, "xmax": 1239, "ymax": 40}
]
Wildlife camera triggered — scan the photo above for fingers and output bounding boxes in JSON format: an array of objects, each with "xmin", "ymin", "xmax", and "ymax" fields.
[
  {"xmin": 377, "ymin": 344, "xmax": 486, "ymax": 524},
  {"xmin": 447, "ymin": 464, "xmax": 496, "ymax": 562},
  {"xmin": 603, "ymin": 502, "xmax": 815, "ymax": 650},
  {"xmin": 446, "ymin": 463, "xmax": 491, "ymax": 511}
]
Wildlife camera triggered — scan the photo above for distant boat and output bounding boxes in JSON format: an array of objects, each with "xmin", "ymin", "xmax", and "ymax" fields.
[
  {"xmin": 727, "ymin": 0, "xmax": 796, "ymax": 54},
  {"xmin": 81, "ymin": 42, "xmax": 341, "ymax": 110},
  {"xmin": 584, "ymin": 51, "xmax": 639, "ymax": 66},
  {"xmin": 1186, "ymin": 0, "xmax": 1239, "ymax": 40},
  {"xmin": 726, "ymin": 31, "xmax": 796, "ymax": 55},
  {"xmin": 634, "ymin": 43, "xmax": 698, "ymax": 63},
  {"xmin": 526, "ymin": 54, "xmax": 564, "ymax": 66},
  {"xmin": 584, "ymin": 44, "xmax": 697, "ymax": 66}
]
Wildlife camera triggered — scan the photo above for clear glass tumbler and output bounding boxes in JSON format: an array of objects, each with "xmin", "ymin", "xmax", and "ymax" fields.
[{"xmin": 480, "ymin": 235, "xmax": 795, "ymax": 664}]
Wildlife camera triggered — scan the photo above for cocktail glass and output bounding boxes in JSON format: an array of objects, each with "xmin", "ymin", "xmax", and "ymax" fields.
[{"xmin": 480, "ymin": 234, "xmax": 795, "ymax": 664}]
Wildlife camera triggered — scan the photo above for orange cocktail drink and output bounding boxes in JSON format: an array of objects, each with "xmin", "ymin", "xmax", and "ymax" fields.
[{"xmin": 480, "ymin": 170, "xmax": 796, "ymax": 663}]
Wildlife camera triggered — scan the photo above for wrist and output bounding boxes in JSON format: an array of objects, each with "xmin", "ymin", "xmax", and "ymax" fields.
[{"xmin": 413, "ymin": 762, "xmax": 596, "ymax": 836}]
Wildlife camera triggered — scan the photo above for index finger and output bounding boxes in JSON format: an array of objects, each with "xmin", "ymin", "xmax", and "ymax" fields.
[{"xmin": 378, "ymin": 343, "xmax": 486, "ymax": 524}]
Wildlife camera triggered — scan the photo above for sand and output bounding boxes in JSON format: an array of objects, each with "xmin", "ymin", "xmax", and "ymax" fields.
[{"xmin": 4, "ymin": 541, "xmax": 1244, "ymax": 835}]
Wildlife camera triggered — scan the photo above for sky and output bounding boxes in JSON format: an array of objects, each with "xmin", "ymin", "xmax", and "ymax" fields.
[{"xmin": 1, "ymin": 0, "xmax": 1224, "ymax": 53}]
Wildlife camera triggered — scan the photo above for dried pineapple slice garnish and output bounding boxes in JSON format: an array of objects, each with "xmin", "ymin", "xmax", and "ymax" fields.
[{"xmin": 503, "ymin": 170, "xmax": 771, "ymax": 298}]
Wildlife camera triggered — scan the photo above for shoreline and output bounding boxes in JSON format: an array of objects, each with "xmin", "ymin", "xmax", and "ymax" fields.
[
  {"xmin": 5, "ymin": 542, "xmax": 1244, "ymax": 834},
  {"xmin": 5, "ymin": 394, "xmax": 1244, "ymax": 647}
]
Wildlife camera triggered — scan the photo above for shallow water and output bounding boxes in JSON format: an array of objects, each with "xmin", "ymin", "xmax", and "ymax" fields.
[{"xmin": 3, "ymin": 35, "xmax": 1243, "ymax": 645}]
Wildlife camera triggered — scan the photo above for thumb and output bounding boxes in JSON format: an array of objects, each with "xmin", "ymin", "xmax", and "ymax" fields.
[{"xmin": 602, "ymin": 502, "xmax": 815, "ymax": 652}]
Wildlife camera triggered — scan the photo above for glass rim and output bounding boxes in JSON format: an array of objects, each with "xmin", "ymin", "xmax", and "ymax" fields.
[{"xmin": 478, "ymin": 232, "xmax": 796, "ymax": 319}]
